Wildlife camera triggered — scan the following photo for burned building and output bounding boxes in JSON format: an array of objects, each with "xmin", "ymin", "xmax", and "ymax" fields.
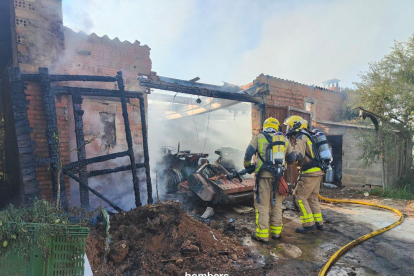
[
  {"xmin": 0, "ymin": 0, "xmax": 152, "ymax": 209},
  {"xmin": 0, "ymin": 0, "xmax": 411, "ymax": 209}
]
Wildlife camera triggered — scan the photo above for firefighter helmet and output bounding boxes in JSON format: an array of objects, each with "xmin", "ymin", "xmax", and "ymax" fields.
[
  {"xmin": 284, "ymin": 115, "xmax": 308, "ymax": 133},
  {"xmin": 263, "ymin": 117, "xmax": 280, "ymax": 132}
]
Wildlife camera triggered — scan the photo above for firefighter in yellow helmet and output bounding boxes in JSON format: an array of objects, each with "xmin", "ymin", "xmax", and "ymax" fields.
[
  {"xmin": 243, "ymin": 117, "xmax": 296, "ymax": 243},
  {"xmin": 284, "ymin": 115, "xmax": 324, "ymax": 234}
]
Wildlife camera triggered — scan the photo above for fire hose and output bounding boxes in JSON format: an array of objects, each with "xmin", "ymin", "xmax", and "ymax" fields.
[{"xmin": 317, "ymin": 194, "xmax": 404, "ymax": 276}]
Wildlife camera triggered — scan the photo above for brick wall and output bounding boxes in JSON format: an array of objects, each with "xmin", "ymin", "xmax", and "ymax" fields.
[
  {"xmin": 255, "ymin": 74, "xmax": 345, "ymax": 121},
  {"xmin": 250, "ymin": 74, "xmax": 345, "ymax": 135}
]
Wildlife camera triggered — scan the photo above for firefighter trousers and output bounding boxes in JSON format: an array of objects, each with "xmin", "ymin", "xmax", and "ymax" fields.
[
  {"xmin": 253, "ymin": 177, "xmax": 284, "ymax": 242},
  {"xmin": 293, "ymin": 175, "xmax": 324, "ymax": 227}
]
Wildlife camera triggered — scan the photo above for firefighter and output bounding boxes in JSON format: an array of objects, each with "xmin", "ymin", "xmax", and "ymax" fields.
[
  {"xmin": 244, "ymin": 117, "xmax": 296, "ymax": 243},
  {"xmin": 284, "ymin": 115, "xmax": 324, "ymax": 234}
]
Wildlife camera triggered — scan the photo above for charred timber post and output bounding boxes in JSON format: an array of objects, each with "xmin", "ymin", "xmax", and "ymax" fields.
[
  {"xmin": 71, "ymin": 91, "xmax": 90, "ymax": 209},
  {"xmin": 8, "ymin": 67, "xmax": 39, "ymax": 202},
  {"xmin": 39, "ymin": 68, "xmax": 67, "ymax": 208},
  {"xmin": 139, "ymin": 96, "xmax": 153, "ymax": 204},
  {"xmin": 116, "ymin": 71, "xmax": 142, "ymax": 207},
  {"xmin": 260, "ymin": 103, "xmax": 265, "ymax": 129},
  {"xmin": 66, "ymin": 171, "xmax": 123, "ymax": 213}
]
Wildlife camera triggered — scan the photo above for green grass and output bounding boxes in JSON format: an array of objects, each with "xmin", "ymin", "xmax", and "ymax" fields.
[
  {"xmin": 370, "ymin": 186, "xmax": 414, "ymax": 200},
  {"xmin": 368, "ymin": 175, "xmax": 414, "ymax": 200}
]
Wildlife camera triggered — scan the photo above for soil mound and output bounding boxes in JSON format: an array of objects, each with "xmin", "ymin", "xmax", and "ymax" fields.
[{"xmin": 86, "ymin": 202, "xmax": 254, "ymax": 276}]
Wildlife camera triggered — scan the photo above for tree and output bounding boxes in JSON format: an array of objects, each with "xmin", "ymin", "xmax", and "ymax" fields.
[
  {"xmin": 354, "ymin": 34, "xmax": 414, "ymax": 129},
  {"xmin": 351, "ymin": 34, "xmax": 414, "ymax": 186}
]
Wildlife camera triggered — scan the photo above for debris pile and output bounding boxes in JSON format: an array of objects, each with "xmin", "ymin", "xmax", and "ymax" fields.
[{"xmin": 86, "ymin": 202, "xmax": 254, "ymax": 276}]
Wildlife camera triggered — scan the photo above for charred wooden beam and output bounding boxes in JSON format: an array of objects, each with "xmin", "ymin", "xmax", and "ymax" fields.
[
  {"xmin": 35, "ymin": 158, "xmax": 52, "ymax": 166},
  {"xmin": 71, "ymin": 91, "xmax": 90, "ymax": 208},
  {"xmin": 52, "ymin": 86, "xmax": 143, "ymax": 99},
  {"xmin": 9, "ymin": 67, "xmax": 40, "ymax": 202},
  {"xmin": 139, "ymin": 95, "xmax": 153, "ymax": 204},
  {"xmin": 66, "ymin": 171, "xmax": 123, "ymax": 213},
  {"xmin": 39, "ymin": 68, "xmax": 67, "ymax": 208},
  {"xmin": 21, "ymin": 74, "xmax": 117, "ymax": 83},
  {"xmin": 138, "ymin": 75, "xmax": 265, "ymax": 104},
  {"xmin": 63, "ymin": 150, "xmax": 129, "ymax": 172},
  {"xmin": 88, "ymin": 163, "xmax": 145, "ymax": 178},
  {"xmin": 117, "ymin": 71, "xmax": 142, "ymax": 207}
]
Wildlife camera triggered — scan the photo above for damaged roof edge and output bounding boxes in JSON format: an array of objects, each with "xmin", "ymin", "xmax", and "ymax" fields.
[
  {"xmin": 63, "ymin": 27, "xmax": 151, "ymax": 50},
  {"xmin": 257, "ymin": 74, "xmax": 344, "ymax": 94}
]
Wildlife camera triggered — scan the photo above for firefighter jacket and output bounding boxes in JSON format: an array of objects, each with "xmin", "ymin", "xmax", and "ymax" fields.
[
  {"xmin": 244, "ymin": 132, "xmax": 295, "ymax": 178},
  {"xmin": 294, "ymin": 133, "xmax": 324, "ymax": 175}
]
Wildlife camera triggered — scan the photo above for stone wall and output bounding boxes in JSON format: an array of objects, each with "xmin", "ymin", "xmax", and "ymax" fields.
[{"xmin": 342, "ymin": 128, "xmax": 383, "ymax": 187}]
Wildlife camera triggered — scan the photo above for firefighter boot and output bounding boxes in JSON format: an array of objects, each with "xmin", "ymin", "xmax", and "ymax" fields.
[
  {"xmin": 251, "ymin": 232, "xmax": 269, "ymax": 244},
  {"xmin": 316, "ymin": 222, "xmax": 324, "ymax": 231},
  {"xmin": 295, "ymin": 225, "xmax": 317, "ymax": 234},
  {"xmin": 271, "ymin": 234, "xmax": 281, "ymax": 240}
]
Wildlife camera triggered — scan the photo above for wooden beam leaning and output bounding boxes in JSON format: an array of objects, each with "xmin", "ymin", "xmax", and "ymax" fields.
[
  {"xmin": 66, "ymin": 171, "xmax": 123, "ymax": 213},
  {"xmin": 138, "ymin": 76, "xmax": 265, "ymax": 104},
  {"xmin": 63, "ymin": 150, "xmax": 129, "ymax": 172},
  {"xmin": 88, "ymin": 163, "xmax": 146, "ymax": 178}
]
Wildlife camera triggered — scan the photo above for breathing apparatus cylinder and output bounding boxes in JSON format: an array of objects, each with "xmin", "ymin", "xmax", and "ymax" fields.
[
  {"xmin": 271, "ymin": 132, "xmax": 286, "ymax": 167},
  {"xmin": 313, "ymin": 130, "xmax": 332, "ymax": 164}
]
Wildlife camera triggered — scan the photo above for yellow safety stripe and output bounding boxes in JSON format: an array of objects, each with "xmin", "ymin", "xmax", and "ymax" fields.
[
  {"xmin": 256, "ymin": 227, "xmax": 269, "ymax": 238},
  {"xmin": 307, "ymin": 141, "xmax": 314, "ymax": 158},
  {"xmin": 300, "ymin": 214, "xmax": 314, "ymax": 219},
  {"xmin": 255, "ymin": 209, "xmax": 270, "ymax": 237},
  {"xmin": 301, "ymin": 218, "xmax": 315, "ymax": 224},
  {"xmin": 255, "ymin": 231, "xmax": 269, "ymax": 238},
  {"xmin": 270, "ymin": 225, "xmax": 283, "ymax": 234},
  {"xmin": 298, "ymin": 199, "xmax": 308, "ymax": 217},
  {"xmin": 270, "ymin": 225, "xmax": 283, "ymax": 229},
  {"xmin": 303, "ymin": 167, "xmax": 322, "ymax": 174},
  {"xmin": 256, "ymin": 138, "xmax": 267, "ymax": 172},
  {"xmin": 314, "ymin": 213, "xmax": 323, "ymax": 222}
]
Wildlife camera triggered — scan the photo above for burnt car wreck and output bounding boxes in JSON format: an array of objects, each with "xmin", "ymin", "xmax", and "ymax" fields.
[{"xmin": 156, "ymin": 145, "xmax": 255, "ymax": 205}]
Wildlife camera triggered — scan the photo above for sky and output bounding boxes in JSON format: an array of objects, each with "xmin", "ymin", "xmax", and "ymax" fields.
[{"xmin": 62, "ymin": 0, "xmax": 414, "ymax": 88}]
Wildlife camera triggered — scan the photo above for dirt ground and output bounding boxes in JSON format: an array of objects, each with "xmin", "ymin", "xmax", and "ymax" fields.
[{"xmin": 86, "ymin": 185, "xmax": 414, "ymax": 276}]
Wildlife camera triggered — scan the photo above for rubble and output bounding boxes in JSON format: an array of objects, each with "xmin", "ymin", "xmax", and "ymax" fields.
[{"xmin": 86, "ymin": 201, "xmax": 256, "ymax": 276}]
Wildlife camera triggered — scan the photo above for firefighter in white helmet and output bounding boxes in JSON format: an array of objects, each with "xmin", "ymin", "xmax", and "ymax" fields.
[
  {"xmin": 284, "ymin": 115, "xmax": 324, "ymax": 234},
  {"xmin": 243, "ymin": 117, "xmax": 296, "ymax": 243}
]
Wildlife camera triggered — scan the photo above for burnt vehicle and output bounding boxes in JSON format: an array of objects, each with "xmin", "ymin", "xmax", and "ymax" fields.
[
  {"xmin": 156, "ymin": 145, "xmax": 255, "ymax": 204},
  {"xmin": 155, "ymin": 145, "xmax": 209, "ymax": 193},
  {"xmin": 178, "ymin": 163, "xmax": 255, "ymax": 204}
]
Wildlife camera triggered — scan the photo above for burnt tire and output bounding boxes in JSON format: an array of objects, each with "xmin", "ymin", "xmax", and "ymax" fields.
[{"xmin": 164, "ymin": 168, "xmax": 183, "ymax": 193}]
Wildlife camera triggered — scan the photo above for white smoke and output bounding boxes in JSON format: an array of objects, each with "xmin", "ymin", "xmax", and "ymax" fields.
[{"xmin": 147, "ymin": 91, "xmax": 252, "ymax": 200}]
